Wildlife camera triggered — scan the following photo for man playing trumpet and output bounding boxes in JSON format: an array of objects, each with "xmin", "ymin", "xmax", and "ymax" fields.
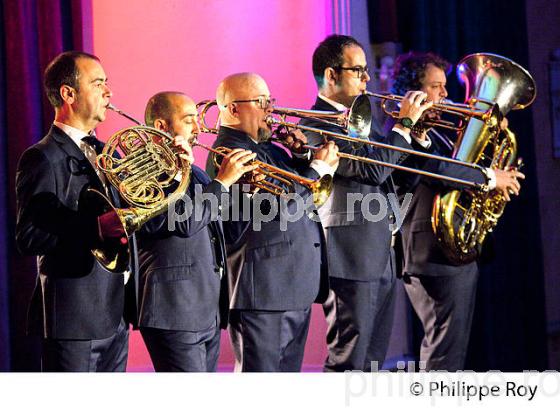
[
  {"xmin": 207, "ymin": 72, "xmax": 339, "ymax": 372},
  {"xmin": 137, "ymin": 91, "xmax": 257, "ymax": 372}
]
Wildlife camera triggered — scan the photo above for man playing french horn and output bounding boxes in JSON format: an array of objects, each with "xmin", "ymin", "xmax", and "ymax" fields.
[{"xmin": 15, "ymin": 52, "xmax": 136, "ymax": 372}]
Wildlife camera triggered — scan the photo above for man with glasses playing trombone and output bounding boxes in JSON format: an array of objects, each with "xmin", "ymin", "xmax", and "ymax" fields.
[
  {"xmin": 302, "ymin": 35, "xmax": 525, "ymax": 372},
  {"xmin": 300, "ymin": 34, "xmax": 442, "ymax": 372}
]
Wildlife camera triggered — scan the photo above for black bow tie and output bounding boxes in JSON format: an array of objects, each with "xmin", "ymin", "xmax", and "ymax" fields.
[{"xmin": 82, "ymin": 135, "xmax": 104, "ymax": 154}]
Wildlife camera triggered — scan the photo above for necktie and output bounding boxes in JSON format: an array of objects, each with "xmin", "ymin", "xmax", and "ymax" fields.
[
  {"xmin": 82, "ymin": 135, "xmax": 104, "ymax": 155},
  {"xmin": 81, "ymin": 134, "xmax": 108, "ymax": 189}
]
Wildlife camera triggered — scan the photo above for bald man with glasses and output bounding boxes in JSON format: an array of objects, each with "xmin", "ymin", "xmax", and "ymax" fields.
[{"xmin": 206, "ymin": 72, "xmax": 339, "ymax": 372}]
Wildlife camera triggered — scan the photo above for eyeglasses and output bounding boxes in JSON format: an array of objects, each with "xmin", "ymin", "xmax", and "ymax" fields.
[
  {"xmin": 335, "ymin": 65, "xmax": 369, "ymax": 79},
  {"xmin": 226, "ymin": 96, "xmax": 276, "ymax": 110}
]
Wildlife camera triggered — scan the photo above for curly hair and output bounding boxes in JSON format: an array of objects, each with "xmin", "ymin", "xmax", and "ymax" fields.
[{"xmin": 390, "ymin": 51, "xmax": 451, "ymax": 95}]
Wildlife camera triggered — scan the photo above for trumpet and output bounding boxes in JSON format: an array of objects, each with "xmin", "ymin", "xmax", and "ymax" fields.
[
  {"xmin": 193, "ymin": 139, "xmax": 333, "ymax": 207},
  {"xmin": 364, "ymin": 91, "xmax": 499, "ymax": 132},
  {"xmin": 268, "ymin": 94, "xmax": 493, "ymax": 190}
]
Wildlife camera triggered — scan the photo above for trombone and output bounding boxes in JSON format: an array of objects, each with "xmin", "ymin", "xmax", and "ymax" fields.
[
  {"xmin": 195, "ymin": 100, "xmax": 332, "ymax": 206},
  {"xmin": 267, "ymin": 93, "xmax": 498, "ymax": 190},
  {"xmin": 198, "ymin": 97, "xmax": 488, "ymax": 189}
]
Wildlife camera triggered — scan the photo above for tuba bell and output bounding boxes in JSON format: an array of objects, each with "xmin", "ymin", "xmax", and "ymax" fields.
[{"xmin": 432, "ymin": 53, "xmax": 536, "ymax": 263}]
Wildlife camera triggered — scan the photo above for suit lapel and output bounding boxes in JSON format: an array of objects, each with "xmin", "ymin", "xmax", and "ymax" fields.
[
  {"xmin": 50, "ymin": 124, "xmax": 84, "ymax": 158},
  {"xmin": 50, "ymin": 125, "xmax": 106, "ymax": 193}
]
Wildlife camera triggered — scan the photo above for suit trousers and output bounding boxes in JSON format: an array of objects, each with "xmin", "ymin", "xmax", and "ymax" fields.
[
  {"xmin": 323, "ymin": 248, "xmax": 397, "ymax": 372},
  {"xmin": 140, "ymin": 323, "xmax": 220, "ymax": 372},
  {"xmin": 229, "ymin": 308, "xmax": 312, "ymax": 372},
  {"xmin": 403, "ymin": 267, "xmax": 479, "ymax": 371},
  {"xmin": 41, "ymin": 318, "xmax": 129, "ymax": 372}
]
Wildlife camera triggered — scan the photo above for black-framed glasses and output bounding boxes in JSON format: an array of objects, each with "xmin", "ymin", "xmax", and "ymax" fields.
[
  {"xmin": 335, "ymin": 65, "xmax": 369, "ymax": 79},
  {"xmin": 226, "ymin": 96, "xmax": 276, "ymax": 110}
]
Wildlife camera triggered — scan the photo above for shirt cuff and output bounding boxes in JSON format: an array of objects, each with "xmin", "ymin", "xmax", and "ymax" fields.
[
  {"xmin": 174, "ymin": 171, "xmax": 183, "ymax": 183},
  {"xmin": 123, "ymin": 270, "xmax": 131, "ymax": 285},
  {"xmin": 214, "ymin": 178, "xmax": 229, "ymax": 191},
  {"xmin": 310, "ymin": 159, "xmax": 335, "ymax": 177},
  {"xmin": 292, "ymin": 149, "xmax": 312, "ymax": 160},
  {"xmin": 392, "ymin": 126, "xmax": 412, "ymax": 144},
  {"xmin": 413, "ymin": 135, "xmax": 432, "ymax": 149},
  {"xmin": 485, "ymin": 168, "xmax": 496, "ymax": 190}
]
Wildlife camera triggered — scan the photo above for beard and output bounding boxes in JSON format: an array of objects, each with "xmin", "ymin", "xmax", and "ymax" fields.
[{"xmin": 257, "ymin": 127, "xmax": 272, "ymax": 143}]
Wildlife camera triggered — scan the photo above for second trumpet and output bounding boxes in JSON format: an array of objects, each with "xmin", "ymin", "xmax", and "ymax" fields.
[{"xmin": 193, "ymin": 139, "xmax": 333, "ymax": 207}]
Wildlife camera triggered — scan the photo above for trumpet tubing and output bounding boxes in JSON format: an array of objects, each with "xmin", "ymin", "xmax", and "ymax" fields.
[
  {"xmin": 363, "ymin": 91, "xmax": 498, "ymax": 132},
  {"xmin": 196, "ymin": 99, "xmax": 220, "ymax": 133},
  {"xmin": 192, "ymin": 139, "xmax": 333, "ymax": 207}
]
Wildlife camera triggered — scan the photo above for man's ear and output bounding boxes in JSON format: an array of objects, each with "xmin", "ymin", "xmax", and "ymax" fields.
[
  {"xmin": 325, "ymin": 67, "xmax": 338, "ymax": 86},
  {"xmin": 228, "ymin": 103, "xmax": 238, "ymax": 117},
  {"xmin": 153, "ymin": 119, "xmax": 167, "ymax": 132},
  {"xmin": 60, "ymin": 85, "xmax": 75, "ymax": 104}
]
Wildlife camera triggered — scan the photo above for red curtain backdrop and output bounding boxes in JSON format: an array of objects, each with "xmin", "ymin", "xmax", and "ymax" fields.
[{"xmin": 1, "ymin": 0, "xmax": 90, "ymax": 370}]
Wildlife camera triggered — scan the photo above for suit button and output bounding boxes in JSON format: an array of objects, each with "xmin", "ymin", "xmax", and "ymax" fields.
[
  {"xmin": 211, "ymin": 237, "xmax": 217, "ymax": 243},
  {"xmin": 314, "ymin": 243, "xmax": 320, "ymax": 248}
]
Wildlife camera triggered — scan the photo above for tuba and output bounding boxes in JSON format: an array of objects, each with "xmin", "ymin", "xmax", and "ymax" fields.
[
  {"xmin": 88, "ymin": 105, "xmax": 191, "ymax": 272},
  {"xmin": 432, "ymin": 53, "xmax": 536, "ymax": 263}
]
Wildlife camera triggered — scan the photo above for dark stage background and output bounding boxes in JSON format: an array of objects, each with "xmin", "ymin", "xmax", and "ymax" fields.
[
  {"xmin": 0, "ymin": 0, "xmax": 556, "ymax": 371},
  {"xmin": 369, "ymin": 0, "xmax": 550, "ymax": 371}
]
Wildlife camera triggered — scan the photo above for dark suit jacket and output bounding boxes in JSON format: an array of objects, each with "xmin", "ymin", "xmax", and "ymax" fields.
[
  {"xmin": 205, "ymin": 126, "xmax": 329, "ymax": 311},
  {"xmin": 15, "ymin": 125, "xmax": 137, "ymax": 340},
  {"xmin": 390, "ymin": 125, "xmax": 486, "ymax": 276},
  {"xmin": 137, "ymin": 165, "xmax": 230, "ymax": 331},
  {"xmin": 300, "ymin": 97, "xmax": 413, "ymax": 281}
]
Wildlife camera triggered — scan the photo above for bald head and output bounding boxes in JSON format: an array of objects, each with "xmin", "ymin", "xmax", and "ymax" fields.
[
  {"xmin": 145, "ymin": 92, "xmax": 195, "ymax": 126},
  {"xmin": 216, "ymin": 73, "xmax": 269, "ymax": 107},
  {"xmin": 216, "ymin": 73, "xmax": 273, "ymax": 142},
  {"xmin": 144, "ymin": 91, "xmax": 200, "ymax": 139}
]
